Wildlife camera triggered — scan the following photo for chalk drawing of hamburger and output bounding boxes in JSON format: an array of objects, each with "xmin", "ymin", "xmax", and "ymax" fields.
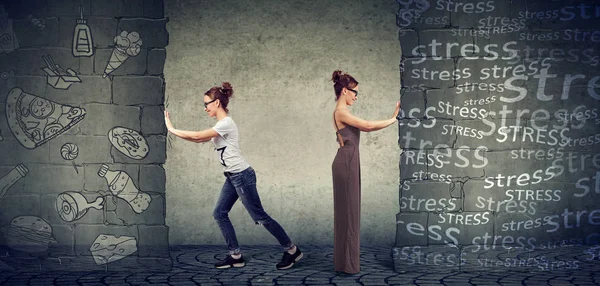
[{"xmin": 0, "ymin": 216, "xmax": 57, "ymax": 253}]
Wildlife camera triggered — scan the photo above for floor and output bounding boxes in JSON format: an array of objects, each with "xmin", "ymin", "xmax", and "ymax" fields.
[{"xmin": 1, "ymin": 245, "xmax": 599, "ymax": 285}]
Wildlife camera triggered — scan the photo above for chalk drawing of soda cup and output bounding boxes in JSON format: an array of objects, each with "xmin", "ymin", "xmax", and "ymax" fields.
[{"xmin": 98, "ymin": 164, "xmax": 151, "ymax": 214}]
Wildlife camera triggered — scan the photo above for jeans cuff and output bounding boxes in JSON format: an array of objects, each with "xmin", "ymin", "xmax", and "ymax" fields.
[{"xmin": 282, "ymin": 242, "xmax": 294, "ymax": 251}]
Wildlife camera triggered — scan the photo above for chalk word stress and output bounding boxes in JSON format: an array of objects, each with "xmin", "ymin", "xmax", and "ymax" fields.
[
  {"xmin": 396, "ymin": 216, "xmax": 600, "ymax": 253},
  {"xmin": 398, "ymin": 0, "xmax": 497, "ymax": 27},
  {"xmin": 397, "ymin": 0, "xmax": 432, "ymax": 27},
  {"xmin": 398, "ymin": 0, "xmax": 600, "ymax": 271},
  {"xmin": 394, "ymin": 246, "xmax": 581, "ymax": 271}
]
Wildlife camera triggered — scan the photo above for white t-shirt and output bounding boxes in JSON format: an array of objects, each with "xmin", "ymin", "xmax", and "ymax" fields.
[{"xmin": 211, "ymin": 117, "xmax": 250, "ymax": 173}]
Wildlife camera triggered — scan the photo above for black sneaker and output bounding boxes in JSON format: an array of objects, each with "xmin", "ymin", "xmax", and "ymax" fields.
[
  {"xmin": 215, "ymin": 255, "xmax": 245, "ymax": 269},
  {"xmin": 276, "ymin": 246, "xmax": 303, "ymax": 270}
]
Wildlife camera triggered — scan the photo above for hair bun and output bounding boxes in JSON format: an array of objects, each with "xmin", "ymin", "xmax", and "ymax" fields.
[
  {"xmin": 221, "ymin": 82, "xmax": 233, "ymax": 98},
  {"xmin": 330, "ymin": 70, "xmax": 358, "ymax": 100},
  {"xmin": 331, "ymin": 70, "xmax": 344, "ymax": 84}
]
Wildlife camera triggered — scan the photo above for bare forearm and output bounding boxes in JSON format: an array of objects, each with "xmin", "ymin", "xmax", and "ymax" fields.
[
  {"xmin": 180, "ymin": 136, "xmax": 210, "ymax": 143},
  {"xmin": 366, "ymin": 118, "xmax": 397, "ymax": 132},
  {"xmin": 168, "ymin": 128, "xmax": 200, "ymax": 140}
]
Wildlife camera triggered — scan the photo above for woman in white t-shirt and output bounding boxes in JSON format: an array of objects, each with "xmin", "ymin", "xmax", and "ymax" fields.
[{"xmin": 164, "ymin": 82, "xmax": 302, "ymax": 270}]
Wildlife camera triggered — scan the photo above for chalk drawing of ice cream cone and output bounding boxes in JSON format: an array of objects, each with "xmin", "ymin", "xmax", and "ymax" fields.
[
  {"xmin": 97, "ymin": 164, "xmax": 151, "ymax": 214},
  {"xmin": 102, "ymin": 31, "xmax": 142, "ymax": 78}
]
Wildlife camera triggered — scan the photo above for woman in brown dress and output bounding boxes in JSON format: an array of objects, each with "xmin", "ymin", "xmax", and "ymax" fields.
[{"xmin": 330, "ymin": 70, "xmax": 400, "ymax": 274}]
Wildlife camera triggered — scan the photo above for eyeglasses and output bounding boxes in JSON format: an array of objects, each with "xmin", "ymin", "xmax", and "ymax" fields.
[
  {"xmin": 204, "ymin": 98, "xmax": 217, "ymax": 108},
  {"xmin": 347, "ymin": 88, "xmax": 358, "ymax": 97}
]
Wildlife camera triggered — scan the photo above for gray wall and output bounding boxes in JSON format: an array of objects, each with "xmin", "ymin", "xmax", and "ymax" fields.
[
  {"xmin": 164, "ymin": 0, "xmax": 401, "ymax": 246},
  {"xmin": 394, "ymin": 0, "xmax": 600, "ymax": 272},
  {"xmin": 0, "ymin": 0, "xmax": 170, "ymax": 272}
]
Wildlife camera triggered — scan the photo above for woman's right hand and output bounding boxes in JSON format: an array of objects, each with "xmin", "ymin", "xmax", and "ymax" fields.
[
  {"xmin": 164, "ymin": 110, "xmax": 174, "ymax": 131},
  {"xmin": 392, "ymin": 101, "xmax": 401, "ymax": 119}
]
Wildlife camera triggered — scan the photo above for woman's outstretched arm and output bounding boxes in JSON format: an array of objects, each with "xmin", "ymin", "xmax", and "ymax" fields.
[
  {"xmin": 337, "ymin": 101, "xmax": 400, "ymax": 132},
  {"xmin": 164, "ymin": 110, "xmax": 219, "ymax": 143}
]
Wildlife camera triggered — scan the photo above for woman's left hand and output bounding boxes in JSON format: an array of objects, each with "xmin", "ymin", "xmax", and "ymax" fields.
[{"xmin": 392, "ymin": 101, "xmax": 400, "ymax": 119}]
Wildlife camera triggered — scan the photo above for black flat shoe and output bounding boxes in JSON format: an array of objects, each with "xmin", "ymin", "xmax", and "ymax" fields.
[
  {"xmin": 276, "ymin": 246, "xmax": 303, "ymax": 270},
  {"xmin": 215, "ymin": 255, "xmax": 245, "ymax": 269}
]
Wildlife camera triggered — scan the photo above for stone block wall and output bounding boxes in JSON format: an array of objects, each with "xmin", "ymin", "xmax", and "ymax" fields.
[
  {"xmin": 0, "ymin": 0, "xmax": 170, "ymax": 271},
  {"xmin": 394, "ymin": 0, "xmax": 600, "ymax": 273}
]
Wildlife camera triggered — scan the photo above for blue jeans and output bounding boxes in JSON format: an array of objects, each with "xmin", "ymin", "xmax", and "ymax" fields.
[{"xmin": 213, "ymin": 167, "xmax": 293, "ymax": 255}]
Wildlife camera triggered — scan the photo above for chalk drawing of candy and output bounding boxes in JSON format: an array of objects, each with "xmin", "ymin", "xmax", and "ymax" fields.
[{"xmin": 60, "ymin": 143, "xmax": 79, "ymax": 173}]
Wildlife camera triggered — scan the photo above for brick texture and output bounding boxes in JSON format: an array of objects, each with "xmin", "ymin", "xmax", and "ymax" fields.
[
  {"xmin": 396, "ymin": 0, "xmax": 600, "ymax": 272},
  {"xmin": 0, "ymin": 0, "xmax": 170, "ymax": 272}
]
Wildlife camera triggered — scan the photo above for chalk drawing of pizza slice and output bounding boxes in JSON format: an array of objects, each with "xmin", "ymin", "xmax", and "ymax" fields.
[{"xmin": 5, "ymin": 87, "xmax": 86, "ymax": 149}]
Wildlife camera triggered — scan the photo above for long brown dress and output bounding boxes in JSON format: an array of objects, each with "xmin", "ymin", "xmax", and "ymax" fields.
[{"xmin": 332, "ymin": 112, "xmax": 361, "ymax": 274}]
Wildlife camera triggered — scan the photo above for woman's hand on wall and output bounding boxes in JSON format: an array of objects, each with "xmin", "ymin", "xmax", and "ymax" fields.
[
  {"xmin": 164, "ymin": 110, "xmax": 174, "ymax": 131},
  {"xmin": 393, "ymin": 101, "xmax": 401, "ymax": 120}
]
